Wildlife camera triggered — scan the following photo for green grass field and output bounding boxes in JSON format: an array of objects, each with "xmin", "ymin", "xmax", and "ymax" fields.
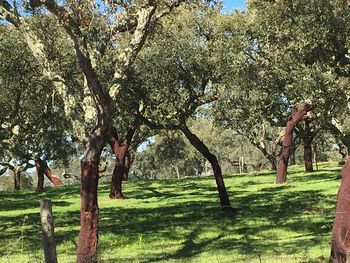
[{"xmin": 0, "ymin": 162, "xmax": 342, "ymax": 262}]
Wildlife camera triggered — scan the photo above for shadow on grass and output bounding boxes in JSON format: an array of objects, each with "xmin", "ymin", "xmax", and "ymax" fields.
[{"xmin": 0, "ymin": 166, "xmax": 339, "ymax": 262}]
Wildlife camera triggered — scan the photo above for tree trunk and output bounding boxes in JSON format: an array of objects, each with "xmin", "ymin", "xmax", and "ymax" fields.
[
  {"xmin": 77, "ymin": 126, "xmax": 107, "ymax": 263},
  {"xmin": 39, "ymin": 199, "xmax": 58, "ymax": 263},
  {"xmin": 290, "ymin": 143, "xmax": 297, "ymax": 166},
  {"xmin": 181, "ymin": 125, "xmax": 233, "ymax": 212},
  {"xmin": 35, "ymin": 159, "xmax": 62, "ymax": 192},
  {"xmin": 268, "ymin": 156, "xmax": 277, "ymax": 170},
  {"xmin": 109, "ymin": 128, "xmax": 135, "ymax": 199},
  {"xmin": 253, "ymin": 143, "xmax": 277, "ymax": 170},
  {"xmin": 13, "ymin": 167, "xmax": 21, "ymax": 190},
  {"xmin": 303, "ymin": 139, "xmax": 313, "ymax": 172},
  {"xmin": 41, "ymin": 161, "xmax": 63, "ymax": 186},
  {"xmin": 123, "ymin": 153, "xmax": 131, "ymax": 181},
  {"xmin": 302, "ymin": 119, "xmax": 314, "ymax": 173},
  {"xmin": 36, "ymin": 160, "xmax": 45, "ymax": 193},
  {"xmin": 110, "ymin": 161, "xmax": 125, "ymax": 199},
  {"xmin": 77, "ymin": 160, "xmax": 100, "ymax": 263},
  {"xmin": 329, "ymin": 155, "xmax": 350, "ymax": 263},
  {"xmin": 276, "ymin": 105, "xmax": 313, "ymax": 184}
]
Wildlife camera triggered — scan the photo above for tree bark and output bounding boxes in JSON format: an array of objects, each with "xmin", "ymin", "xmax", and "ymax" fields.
[
  {"xmin": 180, "ymin": 125, "xmax": 233, "ymax": 212},
  {"xmin": 109, "ymin": 128, "xmax": 135, "ymax": 199},
  {"xmin": 77, "ymin": 125, "xmax": 108, "ymax": 263},
  {"xmin": 303, "ymin": 139, "xmax": 313, "ymax": 172},
  {"xmin": 123, "ymin": 152, "xmax": 132, "ymax": 181},
  {"xmin": 35, "ymin": 159, "xmax": 62, "ymax": 192},
  {"xmin": 77, "ymin": 160, "xmax": 100, "ymax": 263},
  {"xmin": 329, "ymin": 155, "xmax": 350, "ymax": 263},
  {"xmin": 290, "ymin": 143, "xmax": 297, "ymax": 166},
  {"xmin": 276, "ymin": 105, "xmax": 313, "ymax": 184},
  {"xmin": 13, "ymin": 167, "xmax": 21, "ymax": 190},
  {"xmin": 268, "ymin": 156, "xmax": 277, "ymax": 170},
  {"xmin": 36, "ymin": 160, "xmax": 45, "ymax": 193},
  {"xmin": 39, "ymin": 199, "xmax": 58, "ymax": 263},
  {"xmin": 302, "ymin": 119, "xmax": 314, "ymax": 172},
  {"xmin": 259, "ymin": 147, "xmax": 277, "ymax": 170}
]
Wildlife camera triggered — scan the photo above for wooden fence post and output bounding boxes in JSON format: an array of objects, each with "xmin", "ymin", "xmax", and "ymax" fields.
[{"xmin": 39, "ymin": 199, "xmax": 58, "ymax": 263}]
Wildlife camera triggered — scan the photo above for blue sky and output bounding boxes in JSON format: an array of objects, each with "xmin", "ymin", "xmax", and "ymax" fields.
[{"xmin": 222, "ymin": 0, "xmax": 246, "ymax": 12}]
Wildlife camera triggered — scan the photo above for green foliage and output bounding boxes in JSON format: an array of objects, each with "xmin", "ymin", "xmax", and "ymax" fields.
[
  {"xmin": 0, "ymin": 21, "xmax": 79, "ymax": 167},
  {"xmin": 0, "ymin": 162, "xmax": 342, "ymax": 262}
]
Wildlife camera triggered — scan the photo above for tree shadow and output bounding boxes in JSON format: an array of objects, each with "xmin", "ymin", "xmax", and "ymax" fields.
[{"xmin": 0, "ymin": 167, "xmax": 340, "ymax": 262}]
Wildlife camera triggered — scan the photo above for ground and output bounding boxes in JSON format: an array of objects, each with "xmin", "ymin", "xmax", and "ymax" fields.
[{"xmin": 0, "ymin": 162, "xmax": 341, "ymax": 262}]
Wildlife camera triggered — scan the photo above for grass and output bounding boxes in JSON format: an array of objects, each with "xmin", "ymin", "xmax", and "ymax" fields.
[{"xmin": 0, "ymin": 162, "xmax": 342, "ymax": 263}]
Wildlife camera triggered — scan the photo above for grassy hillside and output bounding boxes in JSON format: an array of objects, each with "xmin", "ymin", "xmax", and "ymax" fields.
[{"xmin": 0, "ymin": 162, "xmax": 342, "ymax": 262}]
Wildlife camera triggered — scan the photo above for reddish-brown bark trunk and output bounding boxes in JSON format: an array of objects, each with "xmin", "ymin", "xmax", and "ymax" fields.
[
  {"xmin": 76, "ymin": 161, "xmax": 100, "ymax": 263},
  {"xmin": 36, "ymin": 160, "xmax": 45, "ymax": 192},
  {"xmin": 76, "ymin": 124, "xmax": 110, "ymax": 262},
  {"xmin": 42, "ymin": 164, "xmax": 63, "ymax": 186},
  {"xmin": 110, "ymin": 158, "xmax": 125, "ymax": 199},
  {"xmin": 181, "ymin": 125, "xmax": 233, "ymax": 212},
  {"xmin": 35, "ymin": 159, "xmax": 62, "ymax": 192},
  {"xmin": 109, "ymin": 128, "xmax": 135, "ymax": 199},
  {"xmin": 329, "ymin": 155, "xmax": 350, "ymax": 263},
  {"xmin": 276, "ymin": 105, "xmax": 312, "ymax": 184}
]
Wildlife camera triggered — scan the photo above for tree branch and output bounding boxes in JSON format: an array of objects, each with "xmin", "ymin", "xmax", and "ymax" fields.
[{"xmin": 109, "ymin": 3, "xmax": 156, "ymax": 100}]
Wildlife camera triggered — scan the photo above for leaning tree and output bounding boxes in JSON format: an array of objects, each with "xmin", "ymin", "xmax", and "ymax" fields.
[
  {"xmin": 220, "ymin": 0, "xmax": 350, "ymax": 183},
  {"xmin": 133, "ymin": 4, "xmax": 236, "ymax": 211}
]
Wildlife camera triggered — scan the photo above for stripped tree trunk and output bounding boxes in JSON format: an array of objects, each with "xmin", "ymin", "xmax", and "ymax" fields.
[
  {"xmin": 109, "ymin": 128, "xmax": 135, "ymax": 199},
  {"xmin": 36, "ymin": 160, "xmax": 45, "ymax": 193},
  {"xmin": 180, "ymin": 125, "xmax": 233, "ymax": 212},
  {"xmin": 35, "ymin": 159, "xmax": 62, "ymax": 192},
  {"xmin": 276, "ymin": 105, "xmax": 313, "ymax": 184},
  {"xmin": 329, "ymin": 156, "xmax": 350, "ymax": 263},
  {"xmin": 77, "ymin": 126, "xmax": 108, "ymax": 263}
]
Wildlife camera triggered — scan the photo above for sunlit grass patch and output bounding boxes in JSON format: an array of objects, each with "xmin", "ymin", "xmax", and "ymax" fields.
[{"xmin": 0, "ymin": 162, "xmax": 342, "ymax": 262}]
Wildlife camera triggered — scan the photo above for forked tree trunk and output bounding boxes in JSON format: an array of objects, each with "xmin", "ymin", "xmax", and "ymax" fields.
[
  {"xmin": 181, "ymin": 125, "xmax": 233, "ymax": 212},
  {"xmin": 35, "ymin": 159, "xmax": 62, "ymax": 192},
  {"xmin": 41, "ymin": 161, "xmax": 63, "ymax": 186},
  {"xmin": 13, "ymin": 167, "xmax": 22, "ymax": 190},
  {"xmin": 109, "ymin": 128, "xmax": 135, "ymax": 199},
  {"xmin": 276, "ymin": 105, "xmax": 313, "ymax": 184},
  {"xmin": 329, "ymin": 155, "xmax": 350, "ymax": 263}
]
